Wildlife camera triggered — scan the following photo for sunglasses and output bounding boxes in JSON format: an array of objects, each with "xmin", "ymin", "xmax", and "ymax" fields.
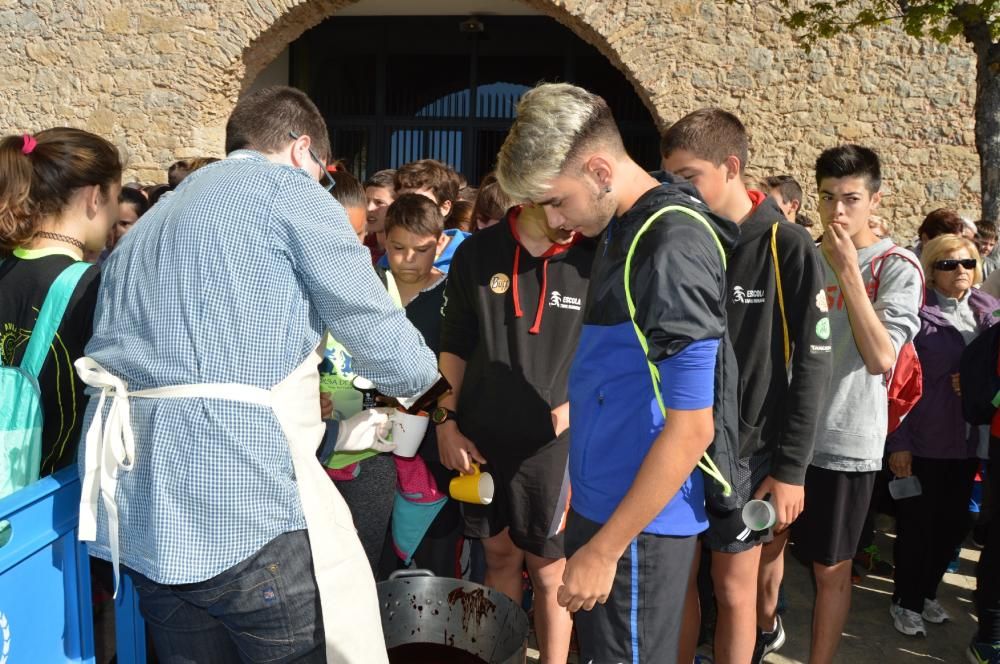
[
  {"xmin": 288, "ymin": 131, "xmax": 335, "ymax": 192},
  {"xmin": 934, "ymin": 258, "xmax": 977, "ymax": 271}
]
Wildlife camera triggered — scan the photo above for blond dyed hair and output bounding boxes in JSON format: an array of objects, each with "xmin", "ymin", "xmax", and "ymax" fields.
[
  {"xmin": 921, "ymin": 233, "xmax": 983, "ymax": 286},
  {"xmin": 495, "ymin": 83, "xmax": 623, "ymax": 202}
]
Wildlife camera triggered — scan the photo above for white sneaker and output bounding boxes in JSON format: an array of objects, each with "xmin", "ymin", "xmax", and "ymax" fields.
[
  {"xmin": 922, "ymin": 598, "xmax": 950, "ymax": 624},
  {"xmin": 890, "ymin": 602, "xmax": 927, "ymax": 636}
]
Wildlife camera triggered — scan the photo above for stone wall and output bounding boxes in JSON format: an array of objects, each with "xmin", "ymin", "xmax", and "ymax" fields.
[{"xmin": 0, "ymin": 0, "xmax": 981, "ymax": 241}]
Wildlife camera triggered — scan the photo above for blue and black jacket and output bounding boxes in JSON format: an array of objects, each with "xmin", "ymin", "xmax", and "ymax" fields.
[{"xmin": 568, "ymin": 173, "xmax": 740, "ymax": 536}]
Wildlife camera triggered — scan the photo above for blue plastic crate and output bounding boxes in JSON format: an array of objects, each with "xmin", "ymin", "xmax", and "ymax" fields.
[{"xmin": 0, "ymin": 466, "xmax": 95, "ymax": 662}]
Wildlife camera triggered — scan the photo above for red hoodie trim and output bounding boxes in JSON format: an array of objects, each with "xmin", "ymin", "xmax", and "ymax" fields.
[
  {"xmin": 748, "ymin": 189, "xmax": 767, "ymax": 213},
  {"xmin": 507, "ymin": 207, "xmax": 577, "ymax": 335}
]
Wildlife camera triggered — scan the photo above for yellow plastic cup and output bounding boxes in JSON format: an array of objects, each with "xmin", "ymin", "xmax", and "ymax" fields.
[{"xmin": 448, "ymin": 463, "xmax": 494, "ymax": 505}]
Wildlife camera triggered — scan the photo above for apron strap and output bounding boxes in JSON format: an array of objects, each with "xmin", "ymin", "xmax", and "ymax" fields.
[{"xmin": 73, "ymin": 356, "xmax": 273, "ymax": 596}]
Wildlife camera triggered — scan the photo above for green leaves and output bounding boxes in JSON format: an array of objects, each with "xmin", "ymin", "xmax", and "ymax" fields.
[{"xmin": 773, "ymin": 0, "xmax": 999, "ymax": 47}]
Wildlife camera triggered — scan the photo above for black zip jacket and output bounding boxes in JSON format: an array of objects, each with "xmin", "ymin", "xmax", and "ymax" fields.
[
  {"xmin": 727, "ymin": 193, "xmax": 832, "ymax": 484},
  {"xmin": 570, "ymin": 172, "xmax": 742, "ymax": 518},
  {"xmin": 439, "ymin": 208, "xmax": 595, "ymax": 467}
]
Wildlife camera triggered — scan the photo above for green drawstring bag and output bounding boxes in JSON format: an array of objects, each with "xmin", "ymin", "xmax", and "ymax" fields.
[{"xmin": 0, "ymin": 261, "xmax": 90, "ymax": 500}]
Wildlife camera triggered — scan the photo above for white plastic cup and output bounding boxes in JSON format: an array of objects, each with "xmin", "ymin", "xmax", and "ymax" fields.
[
  {"xmin": 741, "ymin": 498, "xmax": 777, "ymax": 532},
  {"xmin": 389, "ymin": 411, "xmax": 429, "ymax": 457},
  {"xmin": 889, "ymin": 475, "xmax": 922, "ymax": 500}
]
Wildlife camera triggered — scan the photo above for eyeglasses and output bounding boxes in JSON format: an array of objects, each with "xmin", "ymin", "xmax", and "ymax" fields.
[
  {"xmin": 933, "ymin": 258, "xmax": 978, "ymax": 271},
  {"xmin": 288, "ymin": 131, "xmax": 335, "ymax": 192}
]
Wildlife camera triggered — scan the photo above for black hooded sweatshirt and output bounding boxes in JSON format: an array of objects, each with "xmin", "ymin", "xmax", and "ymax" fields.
[
  {"xmin": 727, "ymin": 191, "xmax": 832, "ymax": 484},
  {"xmin": 439, "ymin": 207, "xmax": 595, "ymax": 467}
]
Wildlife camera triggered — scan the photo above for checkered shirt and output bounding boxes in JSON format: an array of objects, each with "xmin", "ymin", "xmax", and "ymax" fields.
[{"xmin": 79, "ymin": 151, "xmax": 438, "ymax": 584}]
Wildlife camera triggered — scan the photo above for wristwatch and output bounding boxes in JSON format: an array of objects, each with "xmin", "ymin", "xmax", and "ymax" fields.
[{"xmin": 431, "ymin": 407, "xmax": 458, "ymax": 425}]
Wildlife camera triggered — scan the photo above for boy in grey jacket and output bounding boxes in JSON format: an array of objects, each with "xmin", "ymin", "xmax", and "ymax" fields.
[{"xmin": 792, "ymin": 145, "xmax": 922, "ymax": 664}]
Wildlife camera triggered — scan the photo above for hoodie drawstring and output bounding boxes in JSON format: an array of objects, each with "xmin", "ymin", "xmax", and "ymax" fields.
[{"xmin": 512, "ymin": 241, "xmax": 557, "ymax": 335}]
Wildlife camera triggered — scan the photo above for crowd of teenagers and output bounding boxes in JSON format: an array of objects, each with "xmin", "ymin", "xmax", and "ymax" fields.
[{"xmin": 1, "ymin": 82, "xmax": 999, "ymax": 664}]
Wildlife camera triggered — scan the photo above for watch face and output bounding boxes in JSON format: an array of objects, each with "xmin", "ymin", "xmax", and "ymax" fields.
[{"xmin": 431, "ymin": 407, "xmax": 447, "ymax": 424}]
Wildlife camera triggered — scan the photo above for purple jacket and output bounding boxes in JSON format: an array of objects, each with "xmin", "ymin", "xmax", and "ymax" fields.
[{"xmin": 887, "ymin": 287, "xmax": 1000, "ymax": 458}]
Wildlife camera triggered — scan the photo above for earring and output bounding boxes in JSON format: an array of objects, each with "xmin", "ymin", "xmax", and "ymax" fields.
[{"xmin": 603, "ymin": 185, "xmax": 612, "ymax": 193}]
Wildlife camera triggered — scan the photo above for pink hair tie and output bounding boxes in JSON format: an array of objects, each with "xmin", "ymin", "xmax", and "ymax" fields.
[{"xmin": 21, "ymin": 134, "xmax": 37, "ymax": 155}]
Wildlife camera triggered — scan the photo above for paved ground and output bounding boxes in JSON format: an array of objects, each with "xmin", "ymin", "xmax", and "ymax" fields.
[{"xmin": 528, "ymin": 525, "xmax": 981, "ymax": 663}]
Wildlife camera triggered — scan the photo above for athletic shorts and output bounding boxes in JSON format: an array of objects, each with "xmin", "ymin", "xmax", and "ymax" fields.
[
  {"xmin": 462, "ymin": 436, "xmax": 569, "ymax": 559},
  {"xmin": 704, "ymin": 452, "xmax": 772, "ymax": 553},
  {"xmin": 565, "ymin": 510, "xmax": 697, "ymax": 664},
  {"xmin": 792, "ymin": 465, "xmax": 877, "ymax": 566}
]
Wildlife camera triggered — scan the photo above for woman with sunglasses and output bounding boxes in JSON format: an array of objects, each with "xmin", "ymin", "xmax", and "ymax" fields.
[{"xmin": 886, "ymin": 233, "xmax": 999, "ymax": 637}]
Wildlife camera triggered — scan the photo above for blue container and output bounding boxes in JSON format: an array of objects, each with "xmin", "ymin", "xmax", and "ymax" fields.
[{"xmin": 0, "ymin": 466, "xmax": 147, "ymax": 663}]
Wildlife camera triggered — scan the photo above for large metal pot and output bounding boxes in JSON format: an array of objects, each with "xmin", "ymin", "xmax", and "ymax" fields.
[{"xmin": 378, "ymin": 569, "xmax": 529, "ymax": 664}]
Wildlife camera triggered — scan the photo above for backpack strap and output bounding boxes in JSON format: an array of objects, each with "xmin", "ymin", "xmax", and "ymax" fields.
[
  {"xmin": 770, "ymin": 224, "xmax": 791, "ymax": 365},
  {"xmin": 20, "ymin": 261, "xmax": 91, "ymax": 378},
  {"xmin": 623, "ymin": 204, "xmax": 732, "ymax": 499},
  {"xmin": 871, "ymin": 246, "xmax": 925, "ymax": 306}
]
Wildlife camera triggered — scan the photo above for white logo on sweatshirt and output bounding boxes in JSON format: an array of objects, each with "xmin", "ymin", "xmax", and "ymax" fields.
[
  {"xmin": 549, "ymin": 291, "xmax": 582, "ymax": 310},
  {"xmin": 732, "ymin": 285, "xmax": 765, "ymax": 304}
]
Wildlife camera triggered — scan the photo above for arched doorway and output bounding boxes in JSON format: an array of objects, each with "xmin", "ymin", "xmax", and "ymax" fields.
[{"xmin": 286, "ymin": 13, "xmax": 661, "ymax": 182}]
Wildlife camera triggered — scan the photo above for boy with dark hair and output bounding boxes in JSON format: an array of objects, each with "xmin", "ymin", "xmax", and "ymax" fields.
[
  {"xmin": 495, "ymin": 82, "xmax": 739, "ymax": 662},
  {"xmin": 377, "ymin": 160, "xmax": 469, "ymax": 273},
  {"xmin": 364, "ymin": 169, "xmax": 395, "ymax": 263},
  {"xmin": 762, "ymin": 174, "xmax": 814, "ymax": 229},
  {"xmin": 976, "ymin": 219, "xmax": 999, "ymax": 278},
  {"xmin": 663, "ymin": 108, "xmax": 831, "ymax": 664},
  {"xmin": 794, "ymin": 144, "xmax": 921, "ymax": 663}
]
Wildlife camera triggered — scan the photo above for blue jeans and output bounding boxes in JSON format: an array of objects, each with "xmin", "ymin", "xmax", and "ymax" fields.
[{"xmin": 126, "ymin": 529, "xmax": 325, "ymax": 663}]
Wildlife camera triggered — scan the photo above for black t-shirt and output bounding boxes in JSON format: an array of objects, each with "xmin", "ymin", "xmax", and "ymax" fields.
[{"xmin": 0, "ymin": 251, "xmax": 100, "ymax": 476}]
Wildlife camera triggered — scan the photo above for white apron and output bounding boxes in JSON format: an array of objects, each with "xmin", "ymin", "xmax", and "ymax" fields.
[{"xmin": 75, "ymin": 345, "xmax": 389, "ymax": 664}]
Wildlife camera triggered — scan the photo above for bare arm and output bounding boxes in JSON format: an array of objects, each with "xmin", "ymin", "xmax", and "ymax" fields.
[
  {"xmin": 824, "ymin": 224, "xmax": 896, "ymax": 374},
  {"xmin": 436, "ymin": 351, "xmax": 485, "ymax": 473}
]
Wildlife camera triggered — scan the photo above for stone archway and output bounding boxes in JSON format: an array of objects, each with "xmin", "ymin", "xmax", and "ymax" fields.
[
  {"xmin": 0, "ymin": 0, "xmax": 980, "ymax": 231},
  {"xmin": 232, "ymin": 0, "xmax": 664, "ymax": 126}
]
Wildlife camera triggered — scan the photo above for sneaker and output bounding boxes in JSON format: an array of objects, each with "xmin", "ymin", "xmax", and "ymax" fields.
[
  {"xmin": 922, "ymin": 598, "xmax": 950, "ymax": 624},
  {"xmin": 760, "ymin": 615, "xmax": 786, "ymax": 656},
  {"xmin": 968, "ymin": 640, "xmax": 1000, "ymax": 664},
  {"xmin": 890, "ymin": 602, "xmax": 927, "ymax": 636}
]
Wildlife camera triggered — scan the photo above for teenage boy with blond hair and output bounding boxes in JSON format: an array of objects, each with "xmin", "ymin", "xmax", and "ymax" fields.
[
  {"xmin": 496, "ymin": 82, "xmax": 740, "ymax": 662},
  {"xmin": 662, "ymin": 108, "xmax": 831, "ymax": 664}
]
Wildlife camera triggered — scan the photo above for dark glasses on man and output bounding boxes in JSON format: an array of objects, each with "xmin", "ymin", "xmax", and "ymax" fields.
[
  {"xmin": 933, "ymin": 259, "xmax": 977, "ymax": 271},
  {"xmin": 288, "ymin": 131, "xmax": 335, "ymax": 192}
]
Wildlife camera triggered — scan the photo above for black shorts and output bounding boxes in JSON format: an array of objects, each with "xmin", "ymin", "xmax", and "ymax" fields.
[
  {"xmin": 462, "ymin": 436, "xmax": 569, "ymax": 559},
  {"xmin": 704, "ymin": 452, "xmax": 772, "ymax": 553},
  {"xmin": 792, "ymin": 465, "xmax": 877, "ymax": 566},
  {"xmin": 565, "ymin": 510, "xmax": 697, "ymax": 664}
]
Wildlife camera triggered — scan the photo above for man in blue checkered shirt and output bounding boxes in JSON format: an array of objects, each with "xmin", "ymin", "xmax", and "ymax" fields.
[{"xmin": 77, "ymin": 87, "xmax": 437, "ymax": 663}]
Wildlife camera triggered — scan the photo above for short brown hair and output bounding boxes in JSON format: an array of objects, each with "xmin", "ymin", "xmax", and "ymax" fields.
[
  {"xmin": 365, "ymin": 169, "xmax": 396, "ymax": 192},
  {"xmin": 394, "ymin": 160, "xmax": 459, "ymax": 206},
  {"xmin": 446, "ymin": 199, "xmax": 474, "ymax": 232},
  {"xmin": 225, "ymin": 86, "xmax": 331, "ymax": 162},
  {"xmin": 918, "ymin": 208, "xmax": 965, "ymax": 240},
  {"xmin": 473, "ymin": 174, "xmax": 517, "ymax": 225},
  {"xmin": 0, "ymin": 127, "xmax": 122, "ymax": 252},
  {"xmin": 660, "ymin": 108, "xmax": 749, "ymax": 171},
  {"xmin": 385, "ymin": 193, "xmax": 444, "ymax": 238},
  {"xmin": 167, "ymin": 156, "xmax": 219, "ymax": 188},
  {"xmin": 329, "ymin": 169, "xmax": 366, "ymax": 211},
  {"xmin": 975, "ymin": 219, "xmax": 997, "ymax": 243}
]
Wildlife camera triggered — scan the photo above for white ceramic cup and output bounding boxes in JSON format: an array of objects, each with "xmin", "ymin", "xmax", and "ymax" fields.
[{"xmin": 389, "ymin": 411, "xmax": 430, "ymax": 457}]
